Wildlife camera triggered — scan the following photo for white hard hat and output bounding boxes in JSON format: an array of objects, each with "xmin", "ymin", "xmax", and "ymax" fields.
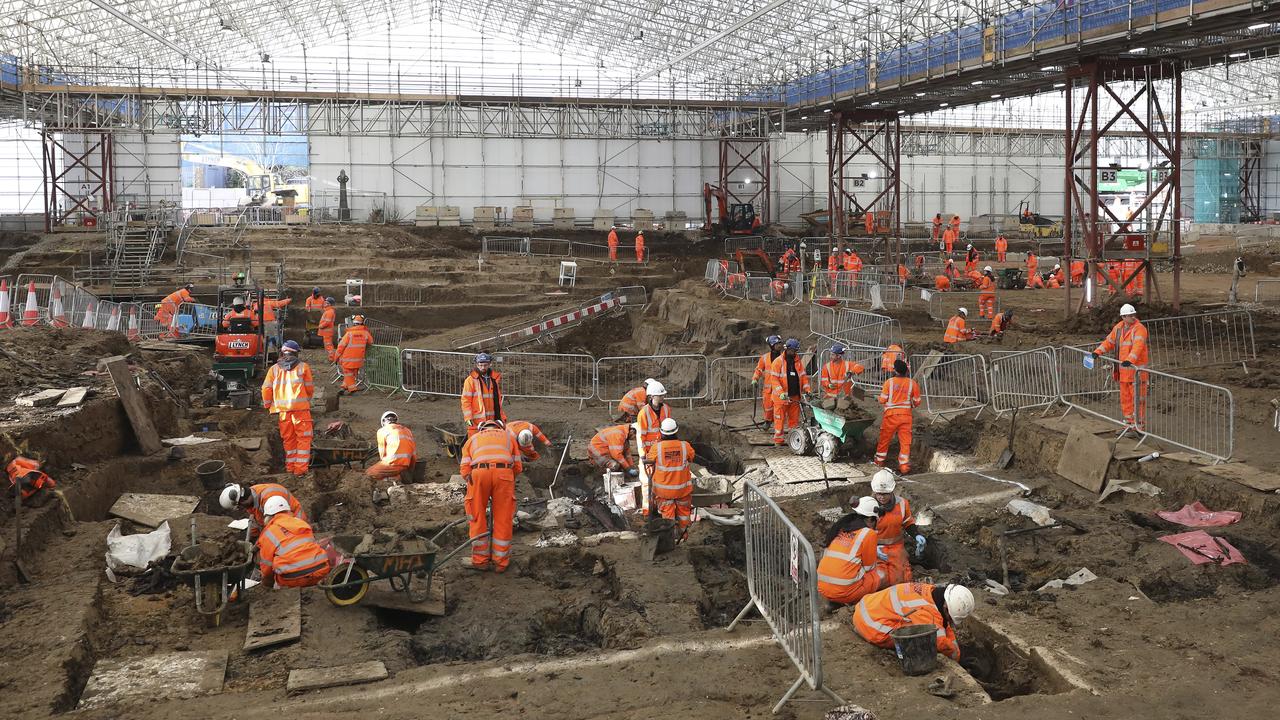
[
  {"xmin": 1054, "ymin": 263, "xmax": 1061, "ymax": 270},
  {"xmin": 983, "ymin": 265, "xmax": 992, "ymax": 273},
  {"xmin": 218, "ymin": 483, "xmax": 242, "ymax": 510},
  {"xmin": 966, "ymin": 243, "xmax": 973, "ymax": 249},
  {"xmin": 944, "ymin": 584, "xmax": 975, "ymax": 621},
  {"xmin": 660, "ymin": 418, "xmax": 678, "ymax": 435},
  {"xmin": 853, "ymin": 496, "xmax": 880, "ymax": 518},
  {"xmin": 262, "ymin": 495, "xmax": 291, "ymax": 517},
  {"xmin": 870, "ymin": 469, "xmax": 896, "ymax": 494},
  {"xmin": 643, "ymin": 377, "xmax": 655, "ymax": 388},
  {"xmin": 1120, "ymin": 303, "xmax": 1138, "ymax": 316},
  {"xmin": 646, "ymin": 380, "xmax": 668, "ymax": 396},
  {"xmin": 517, "ymin": 428, "xmax": 534, "ymax": 446},
  {"xmin": 380, "ymin": 410, "xmax": 398, "ymax": 426},
  {"xmin": 958, "ymin": 307, "xmax": 968, "ymax": 316}
]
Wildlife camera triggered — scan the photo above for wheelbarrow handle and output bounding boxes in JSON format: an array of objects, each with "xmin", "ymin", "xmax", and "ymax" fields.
[
  {"xmin": 434, "ymin": 530, "xmax": 491, "ymax": 570},
  {"xmin": 428, "ymin": 518, "xmax": 467, "ymax": 546}
]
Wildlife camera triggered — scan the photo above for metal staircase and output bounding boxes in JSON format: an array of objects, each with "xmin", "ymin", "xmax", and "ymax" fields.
[{"xmin": 106, "ymin": 209, "xmax": 170, "ymax": 288}]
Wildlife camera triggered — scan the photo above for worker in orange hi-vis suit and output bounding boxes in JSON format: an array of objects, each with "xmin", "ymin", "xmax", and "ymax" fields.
[
  {"xmin": 256, "ymin": 496, "xmax": 330, "ymax": 589},
  {"xmin": 934, "ymin": 274, "xmax": 951, "ymax": 291},
  {"xmin": 843, "ymin": 248, "xmax": 863, "ymax": 284},
  {"xmin": 218, "ymin": 482, "xmax": 306, "ymax": 541},
  {"xmin": 335, "ymin": 314, "xmax": 374, "ymax": 394},
  {"xmin": 827, "ymin": 249, "xmax": 841, "ymax": 289},
  {"xmin": 751, "ymin": 335, "xmax": 784, "ymax": 425},
  {"xmin": 964, "ymin": 244, "xmax": 979, "ymax": 273},
  {"xmin": 944, "ymin": 258, "xmax": 960, "ymax": 278},
  {"xmin": 995, "ymin": 234, "xmax": 1008, "ymax": 262},
  {"xmin": 365, "ymin": 410, "xmax": 417, "ymax": 482},
  {"xmin": 870, "ymin": 469, "xmax": 926, "ymax": 584},
  {"xmin": 880, "ymin": 345, "xmax": 907, "ymax": 375},
  {"xmin": 817, "ymin": 496, "xmax": 886, "ymax": 605},
  {"xmin": 897, "ymin": 263, "xmax": 909, "ymax": 285},
  {"xmin": 634, "ymin": 230, "xmax": 645, "ymax": 263},
  {"xmin": 644, "ymin": 418, "xmax": 697, "ymax": 536},
  {"xmin": 819, "ymin": 344, "xmax": 863, "ymax": 409},
  {"xmin": 589, "ymin": 423, "xmax": 637, "ymax": 476},
  {"xmin": 1026, "ymin": 270, "xmax": 1046, "ymax": 289},
  {"xmin": 614, "ymin": 380, "xmax": 651, "ymax": 422},
  {"xmin": 769, "ymin": 338, "xmax": 811, "ymax": 445},
  {"xmin": 1093, "ymin": 303, "xmax": 1150, "ymax": 430},
  {"xmin": 1070, "ymin": 260, "xmax": 1086, "ymax": 287},
  {"xmin": 864, "ymin": 210, "xmax": 875, "ymax": 235},
  {"xmin": 261, "ymin": 340, "xmax": 314, "ymax": 476},
  {"xmin": 607, "ymin": 227, "xmax": 619, "ymax": 262},
  {"xmin": 318, "ymin": 297, "xmax": 338, "ymax": 361},
  {"xmin": 931, "ymin": 213, "xmax": 943, "ymax": 245},
  {"xmin": 977, "ymin": 266, "xmax": 997, "ymax": 319},
  {"xmin": 944, "ymin": 308, "xmax": 974, "ymax": 344},
  {"xmin": 461, "ymin": 352, "xmax": 507, "ymax": 436},
  {"xmin": 635, "ymin": 380, "xmax": 672, "ymax": 450},
  {"xmin": 1026, "ymin": 251, "xmax": 1039, "ymax": 277},
  {"xmin": 253, "ymin": 294, "xmax": 292, "ymax": 352},
  {"xmin": 1047, "ymin": 263, "xmax": 1065, "ymax": 289},
  {"xmin": 460, "ymin": 420, "xmax": 522, "ymax": 573},
  {"xmin": 506, "ymin": 419, "xmax": 551, "ymax": 461},
  {"xmin": 156, "ymin": 283, "xmax": 196, "ymax": 337},
  {"xmin": 853, "ymin": 583, "xmax": 974, "ymax": 661},
  {"xmin": 989, "ymin": 309, "xmax": 1015, "ymax": 340},
  {"xmin": 875, "ymin": 359, "xmax": 920, "ymax": 474},
  {"xmin": 304, "ymin": 287, "xmax": 325, "ymax": 311},
  {"xmin": 950, "ymin": 214, "xmax": 961, "ymax": 236},
  {"xmin": 941, "ymin": 226, "xmax": 957, "ymax": 255}
]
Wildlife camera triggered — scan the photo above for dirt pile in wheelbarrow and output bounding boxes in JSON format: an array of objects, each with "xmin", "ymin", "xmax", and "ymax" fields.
[
  {"xmin": 353, "ymin": 530, "xmax": 426, "ymax": 555},
  {"xmin": 175, "ymin": 539, "xmax": 250, "ymax": 571}
]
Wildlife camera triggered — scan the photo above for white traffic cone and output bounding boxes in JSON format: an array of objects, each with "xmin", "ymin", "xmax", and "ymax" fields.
[
  {"xmin": 127, "ymin": 307, "xmax": 140, "ymax": 341},
  {"xmin": 20, "ymin": 280, "xmax": 39, "ymax": 326},
  {"xmin": 81, "ymin": 301, "xmax": 97, "ymax": 329},
  {"xmin": 49, "ymin": 284, "xmax": 68, "ymax": 328},
  {"xmin": 106, "ymin": 304, "xmax": 120, "ymax": 331},
  {"xmin": 0, "ymin": 279, "xmax": 11, "ymax": 328}
]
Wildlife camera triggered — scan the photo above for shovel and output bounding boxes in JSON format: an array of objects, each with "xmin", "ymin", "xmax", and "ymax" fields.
[
  {"xmin": 996, "ymin": 408, "xmax": 1018, "ymax": 469},
  {"xmin": 13, "ymin": 484, "xmax": 31, "ymax": 583}
]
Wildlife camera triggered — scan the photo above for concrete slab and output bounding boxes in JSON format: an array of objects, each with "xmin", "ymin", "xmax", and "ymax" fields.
[
  {"xmin": 108, "ymin": 493, "xmax": 199, "ymax": 528},
  {"xmin": 15, "ymin": 388, "xmax": 65, "ymax": 407},
  {"xmin": 1200, "ymin": 463, "xmax": 1280, "ymax": 492},
  {"xmin": 56, "ymin": 386, "xmax": 89, "ymax": 407},
  {"xmin": 1055, "ymin": 427, "xmax": 1112, "ymax": 493},
  {"xmin": 78, "ymin": 650, "xmax": 227, "ymax": 709},
  {"xmin": 230, "ymin": 437, "xmax": 264, "ymax": 451},
  {"xmin": 287, "ymin": 661, "xmax": 388, "ymax": 694},
  {"xmin": 244, "ymin": 587, "xmax": 302, "ymax": 651}
]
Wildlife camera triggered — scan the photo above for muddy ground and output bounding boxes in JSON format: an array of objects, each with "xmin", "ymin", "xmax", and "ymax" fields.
[{"xmin": 1, "ymin": 225, "xmax": 1279, "ymax": 719}]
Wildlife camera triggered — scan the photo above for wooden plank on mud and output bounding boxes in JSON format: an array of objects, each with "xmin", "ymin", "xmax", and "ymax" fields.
[
  {"xmin": 244, "ymin": 587, "xmax": 302, "ymax": 651},
  {"xmin": 1200, "ymin": 463, "xmax": 1280, "ymax": 492},
  {"xmin": 286, "ymin": 661, "xmax": 388, "ymax": 694},
  {"xmin": 104, "ymin": 358, "xmax": 163, "ymax": 454},
  {"xmin": 1055, "ymin": 427, "xmax": 1112, "ymax": 493}
]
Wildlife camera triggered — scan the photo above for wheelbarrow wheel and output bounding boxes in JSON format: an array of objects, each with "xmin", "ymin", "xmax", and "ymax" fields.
[
  {"xmin": 816, "ymin": 433, "xmax": 840, "ymax": 463},
  {"xmin": 324, "ymin": 562, "xmax": 369, "ymax": 606},
  {"xmin": 787, "ymin": 428, "xmax": 813, "ymax": 456}
]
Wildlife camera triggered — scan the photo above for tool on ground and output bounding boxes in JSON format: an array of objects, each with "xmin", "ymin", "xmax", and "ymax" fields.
[
  {"xmin": 12, "ymin": 483, "xmax": 31, "ymax": 582},
  {"xmin": 1176, "ymin": 542, "xmax": 1223, "ymax": 565},
  {"xmin": 996, "ymin": 407, "xmax": 1018, "ymax": 469},
  {"xmin": 548, "ymin": 434, "xmax": 571, "ymax": 500}
]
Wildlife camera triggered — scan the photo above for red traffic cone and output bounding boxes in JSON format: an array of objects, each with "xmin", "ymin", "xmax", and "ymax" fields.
[
  {"xmin": 49, "ymin": 284, "xmax": 68, "ymax": 328},
  {"xmin": 20, "ymin": 281, "xmax": 39, "ymax": 326},
  {"xmin": 81, "ymin": 301, "xmax": 97, "ymax": 329},
  {"xmin": 106, "ymin": 304, "xmax": 120, "ymax": 331},
  {"xmin": 126, "ymin": 307, "xmax": 140, "ymax": 340},
  {"xmin": 0, "ymin": 279, "xmax": 11, "ymax": 328}
]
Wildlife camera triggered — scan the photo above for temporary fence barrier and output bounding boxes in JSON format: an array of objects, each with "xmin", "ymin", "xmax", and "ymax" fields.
[
  {"xmin": 707, "ymin": 355, "xmax": 763, "ymax": 405},
  {"xmin": 724, "ymin": 275, "xmax": 801, "ymax": 304},
  {"xmin": 363, "ymin": 344, "xmax": 403, "ymax": 394},
  {"xmin": 170, "ymin": 302, "xmax": 219, "ymax": 339},
  {"xmin": 910, "ymin": 352, "xmax": 990, "ymax": 418},
  {"xmin": 812, "ymin": 342, "xmax": 897, "ymax": 393},
  {"xmin": 1254, "ymin": 279, "xmax": 1280, "ymax": 304},
  {"xmin": 925, "ymin": 290, "xmax": 1001, "ymax": 323},
  {"xmin": 400, "ymin": 348, "xmax": 474, "ymax": 398},
  {"xmin": 340, "ymin": 316, "xmax": 405, "ymax": 347},
  {"xmin": 481, "ymin": 236, "xmax": 648, "ymax": 263},
  {"xmin": 723, "ymin": 235, "xmax": 795, "ymax": 256},
  {"xmin": 809, "ymin": 303, "xmax": 900, "ymax": 348},
  {"xmin": 988, "ymin": 346, "xmax": 1060, "ymax": 415},
  {"xmin": 400, "ymin": 348, "xmax": 596, "ymax": 402},
  {"xmin": 727, "ymin": 480, "xmax": 845, "ymax": 714},
  {"xmin": 808, "ymin": 269, "xmax": 905, "ymax": 308},
  {"xmin": 595, "ymin": 354, "xmax": 708, "ymax": 402},
  {"xmin": 362, "ymin": 283, "xmax": 426, "ymax": 306},
  {"xmin": 14, "ymin": 274, "xmax": 55, "ymax": 324},
  {"xmin": 1140, "ymin": 310, "xmax": 1257, "ymax": 369},
  {"xmin": 1056, "ymin": 346, "xmax": 1233, "ymax": 462}
]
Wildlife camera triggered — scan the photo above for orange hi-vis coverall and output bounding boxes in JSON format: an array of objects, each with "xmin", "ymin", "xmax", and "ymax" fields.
[
  {"xmin": 461, "ymin": 369, "xmax": 506, "ymax": 435},
  {"xmin": 843, "ymin": 251, "xmax": 863, "ymax": 281},
  {"xmin": 636, "ymin": 402, "xmax": 672, "ymax": 450},
  {"xmin": 645, "ymin": 438, "xmax": 696, "ymax": 532},
  {"xmin": 634, "ymin": 232, "xmax": 645, "ymax": 263},
  {"xmin": 1026, "ymin": 253, "xmax": 1039, "ymax": 276},
  {"xmin": 881, "ymin": 346, "xmax": 906, "ymax": 374},
  {"xmin": 934, "ymin": 275, "xmax": 951, "ymax": 291},
  {"xmin": 944, "ymin": 315, "xmax": 970, "ymax": 344},
  {"xmin": 616, "ymin": 386, "xmax": 647, "ymax": 420},
  {"xmin": 1095, "ymin": 319, "xmax": 1150, "ymax": 429},
  {"xmin": 817, "ymin": 527, "xmax": 885, "ymax": 605},
  {"xmin": 820, "ymin": 358, "xmax": 864, "ymax": 399},
  {"xmin": 261, "ymin": 357, "xmax": 314, "ymax": 476},
  {"xmin": 995, "ymin": 235, "xmax": 1008, "ymax": 262},
  {"xmin": 305, "ymin": 292, "xmax": 325, "ymax": 310},
  {"xmin": 753, "ymin": 349, "xmax": 782, "ymax": 422},
  {"xmin": 589, "ymin": 424, "xmax": 634, "ymax": 470},
  {"xmin": 853, "ymin": 582, "xmax": 960, "ymax": 660},
  {"xmin": 876, "ymin": 376, "xmax": 921, "ymax": 473},
  {"xmin": 318, "ymin": 305, "xmax": 337, "ymax": 360},
  {"xmin": 965, "ymin": 246, "xmax": 979, "ymax": 272},
  {"xmin": 156, "ymin": 287, "xmax": 194, "ymax": 337},
  {"xmin": 770, "ymin": 354, "xmax": 811, "ymax": 444},
  {"xmin": 244, "ymin": 483, "xmax": 307, "ymax": 540},
  {"xmin": 336, "ymin": 323, "xmax": 374, "ymax": 392},
  {"xmin": 506, "ymin": 420, "xmax": 550, "ymax": 461},
  {"xmin": 607, "ymin": 229, "xmax": 619, "ymax": 261},
  {"xmin": 460, "ymin": 426, "xmax": 522, "ymax": 571},
  {"xmin": 876, "ymin": 496, "xmax": 917, "ymax": 584},
  {"xmin": 257, "ymin": 512, "xmax": 330, "ymax": 589},
  {"xmin": 942, "ymin": 227, "xmax": 957, "ymax": 255},
  {"xmin": 931, "ymin": 215, "xmax": 942, "ymax": 242},
  {"xmin": 990, "ymin": 311, "xmax": 1012, "ymax": 336},
  {"xmin": 366, "ymin": 422, "xmax": 416, "ymax": 481},
  {"xmin": 950, "ymin": 215, "xmax": 961, "ymax": 236},
  {"xmin": 977, "ymin": 275, "xmax": 996, "ymax": 318},
  {"xmin": 1071, "ymin": 260, "xmax": 1086, "ymax": 286},
  {"xmin": 864, "ymin": 211, "xmax": 875, "ymax": 235},
  {"xmin": 6, "ymin": 456, "xmax": 55, "ymax": 501}
]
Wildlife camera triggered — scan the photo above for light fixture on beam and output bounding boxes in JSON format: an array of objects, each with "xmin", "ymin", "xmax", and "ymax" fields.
[
  {"xmin": 1229, "ymin": 51, "xmax": 1248, "ymax": 58},
  {"xmin": 1248, "ymin": 22, "xmax": 1270, "ymax": 30},
  {"xmin": 970, "ymin": 80, "xmax": 983, "ymax": 85},
  {"xmin": 1129, "ymin": 47, "xmax": 1147, "ymax": 53},
  {"xmin": 991, "ymin": 93, "xmax": 1002, "ymax": 98},
  {"xmin": 1054, "ymin": 82, "xmax": 1066, "ymax": 88}
]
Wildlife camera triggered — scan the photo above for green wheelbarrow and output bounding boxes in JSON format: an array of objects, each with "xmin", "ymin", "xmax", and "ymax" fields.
[{"xmin": 788, "ymin": 402, "xmax": 876, "ymax": 463}]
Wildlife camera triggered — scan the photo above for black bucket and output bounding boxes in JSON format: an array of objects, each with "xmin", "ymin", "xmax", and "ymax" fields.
[
  {"xmin": 196, "ymin": 460, "xmax": 227, "ymax": 490},
  {"xmin": 890, "ymin": 623, "xmax": 939, "ymax": 676}
]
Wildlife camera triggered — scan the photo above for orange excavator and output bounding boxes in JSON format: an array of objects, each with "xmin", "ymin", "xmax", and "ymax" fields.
[
  {"xmin": 734, "ymin": 248, "xmax": 774, "ymax": 275},
  {"xmin": 703, "ymin": 183, "xmax": 761, "ymax": 235}
]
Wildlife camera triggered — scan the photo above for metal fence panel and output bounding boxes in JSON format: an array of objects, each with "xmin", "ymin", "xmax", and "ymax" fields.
[
  {"xmin": 809, "ymin": 303, "xmax": 900, "ymax": 348},
  {"xmin": 707, "ymin": 355, "xmax": 762, "ymax": 404},
  {"xmin": 401, "ymin": 348, "xmax": 595, "ymax": 401},
  {"xmin": 363, "ymin": 283, "xmax": 426, "ymax": 306},
  {"xmin": 727, "ymin": 480, "xmax": 843, "ymax": 713},
  {"xmin": 1255, "ymin": 279, "xmax": 1280, "ymax": 304},
  {"xmin": 401, "ymin": 348, "xmax": 473, "ymax": 397},
  {"xmin": 1140, "ymin": 310, "xmax": 1257, "ymax": 369},
  {"xmin": 364, "ymin": 345, "xmax": 403, "ymax": 393},
  {"xmin": 14, "ymin": 273, "xmax": 55, "ymax": 325},
  {"xmin": 988, "ymin": 346, "xmax": 1060, "ymax": 415},
  {"xmin": 1057, "ymin": 346, "xmax": 1233, "ymax": 461},
  {"xmin": 595, "ymin": 354, "xmax": 708, "ymax": 402},
  {"xmin": 341, "ymin": 316, "xmax": 404, "ymax": 347},
  {"xmin": 910, "ymin": 352, "xmax": 989, "ymax": 418},
  {"xmin": 813, "ymin": 342, "xmax": 896, "ymax": 393},
  {"xmin": 926, "ymin": 290, "xmax": 1001, "ymax": 323}
]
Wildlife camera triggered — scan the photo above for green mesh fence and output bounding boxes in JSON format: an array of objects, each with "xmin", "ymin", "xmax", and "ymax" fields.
[
  {"xmin": 1194, "ymin": 140, "xmax": 1243, "ymax": 223},
  {"xmin": 364, "ymin": 344, "xmax": 402, "ymax": 393}
]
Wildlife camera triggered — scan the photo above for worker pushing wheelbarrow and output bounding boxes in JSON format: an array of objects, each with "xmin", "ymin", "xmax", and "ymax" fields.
[
  {"xmin": 788, "ymin": 400, "xmax": 876, "ymax": 463},
  {"xmin": 321, "ymin": 518, "xmax": 483, "ymax": 607}
]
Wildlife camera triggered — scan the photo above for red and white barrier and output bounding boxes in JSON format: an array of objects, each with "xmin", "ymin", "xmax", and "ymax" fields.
[
  {"xmin": 49, "ymin": 284, "xmax": 68, "ymax": 328},
  {"xmin": 127, "ymin": 307, "xmax": 140, "ymax": 340},
  {"xmin": 20, "ymin": 281, "xmax": 39, "ymax": 326},
  {"xmin": 0, "ymin": 279, "xmax": 11, "ymax": 328},
  {"xmin": 81, "ymin": 301, "xmax": 97, "ymax": 329},
  {"xmin": 523, "ymin": 296, "xmax": 621, "ymax": 337}
]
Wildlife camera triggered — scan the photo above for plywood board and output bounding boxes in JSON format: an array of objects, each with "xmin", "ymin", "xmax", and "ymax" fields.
[
  {"xmin": 244, "ymin": 587, "xmax": 302, "ymax": 651},
  {"xmin": 1161, "ymin": 451, "xmax": 1216, "ymax": 467},
  {"xmin": 1200, "ymin": 463, "xmax": 1280, "ymax": 492},
  {"xmin": 105, "ymin": 358, "xmax": 163, "ymax": 454},
  {"xmin": 765, "ymin": 455, "xmax": 866, "ymax": 484},
  {"xmin": 287, "ymin": 661, "xmax": 388, "ymax": 694},
  {"xmin": 1055, "ymin": 427, "xmax": 1112, "ymax": 493},
  {"xmin": 78, "ymin": 650, "xmax": 227, "ymax": 709},
  {"xmin": 108, "ymin": 493, "xmax": 199, "ymax": 528},
  {"xmin": 1034, "ymin": 415, "xmax": 1122, "ymax": 437}
]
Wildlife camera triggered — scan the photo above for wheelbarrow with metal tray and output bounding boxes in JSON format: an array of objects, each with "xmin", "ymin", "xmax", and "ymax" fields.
[
  {"xmin": 310, "ymin": 438, "xmax": 377, "ymax": 468},
  {"xmin": 170, "ymin": 517, "xmax": 255, "ymax": 626},
  {"xmin": 788, "ymin": 399, "xmax": 876, "ymax": 462},
  {"xmin": 321, "ymin": 518, "xmax": 486, "ymax": 607}
]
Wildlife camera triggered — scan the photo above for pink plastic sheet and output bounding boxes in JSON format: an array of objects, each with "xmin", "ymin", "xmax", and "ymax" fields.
[
  {"xmin": 1158, "ymin": 530, "xmax": 1246, "ymax": 566},
  {"xmin": 1156, "ymin": 502, "xmax": 1241, "ymax": 528}
]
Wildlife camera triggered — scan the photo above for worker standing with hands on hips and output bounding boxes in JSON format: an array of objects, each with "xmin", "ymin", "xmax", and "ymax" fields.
[
  {"xmin": 256, "ymin": 496, "xmax": 330, "ymax": 589},
  {"xmin": 644, "ymin": 418, "xmax": 696, "ymax": 537},
  {"xmin": 870, "ymin": 469, "xmax": 925, "ymax": 584},
  {"xmin": 460, "ymin": 420, "xmax": 521, "ymax": 573},
  {"xmin": 816, "ymin": 496, "xmax": 886, "ymax": 606},
  {"xmin": 261, "ymin": 340, "xmax": 313, "ymax": 476},
  {"xmin": 853, "ymin": 583, "xmax": 974, "ymax": 661},
  {"xmin": 875, "ymin": 359, "xmax": 920, "ymax": 474},
  {"xmin": 1093, "ymin": 303, "xmax": 1149, "ymax": 430},
  {"xmin": 335, "ymin": 315, "xmax": 373, "ymax": 394},
  {"xmin": 752, "ymin": 335, "xmax": 784, "ymax": 427},
  {"xmin": 770, "ymin": 338, "xmax": 811, "ymax": 446},
  {"xmin": 461, "ymin": 352, "xmax": 506, "ymax": 435}
]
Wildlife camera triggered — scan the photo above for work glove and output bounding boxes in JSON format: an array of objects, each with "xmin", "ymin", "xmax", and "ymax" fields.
[
  {"xmin": 465, "ymin": 418, "xmax": 473, "ymax": 427},
  {"xmin": 876, "ymin": 547, "xmax": 888, "ymax": 562},
  {"xmin": 915, "ymin": 535, "xmax": 927, "ymax": 556},
  {"xmin": 625, "ymin": 468, "xmax": 639, "ymax": 478},
  {"xmin": 1091, "ymin": 350, "xmax": 1101, "ymax": 358},
  {"xmin": 751, "ymin": 379, "xmax": 759, "ymax": 387},
  {"xmin": 1121, "ymin": 360, "xmax": 1133, "ymax": 368}
]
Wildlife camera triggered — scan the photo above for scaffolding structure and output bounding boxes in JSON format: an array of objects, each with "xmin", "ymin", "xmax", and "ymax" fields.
[{"xmin": 827, "ymin": 110, "xmax": 900, "ymax": 257}]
